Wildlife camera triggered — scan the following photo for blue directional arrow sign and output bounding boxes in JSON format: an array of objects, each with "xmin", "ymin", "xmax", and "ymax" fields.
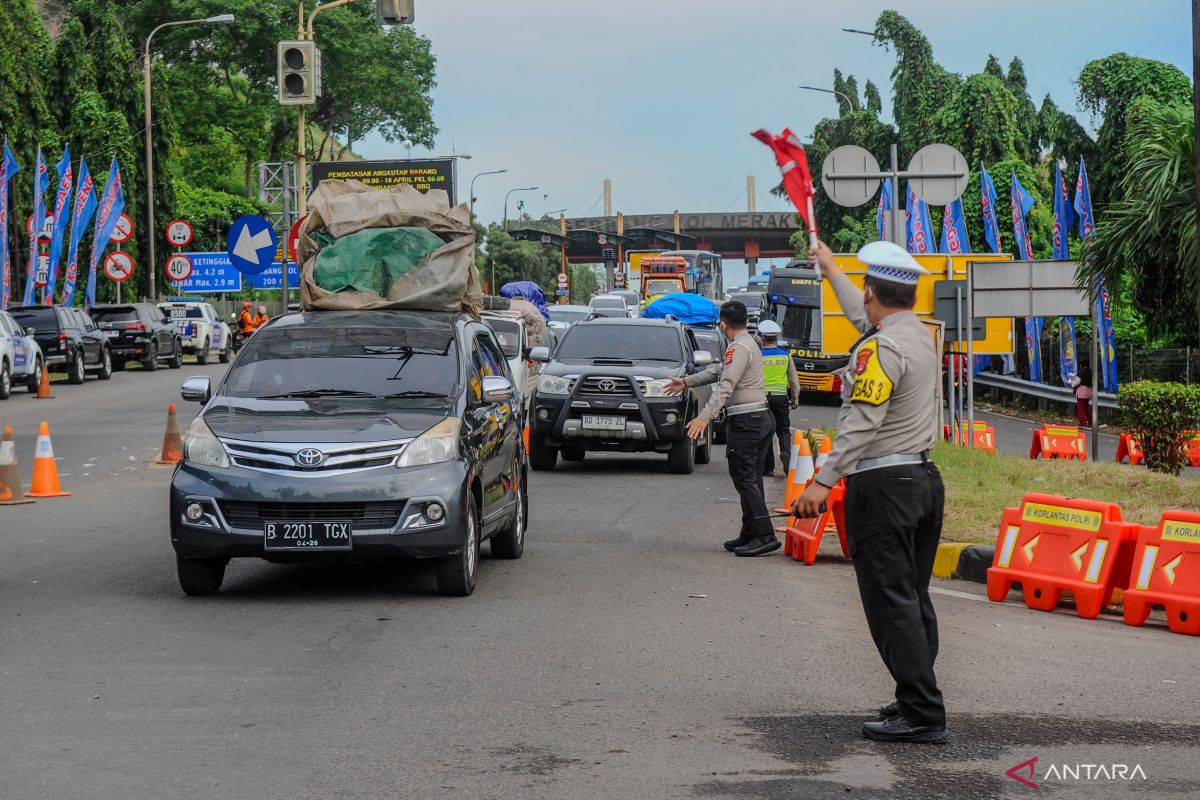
[{"xmin": 226, "ymin": 215, "xmax": 279, "ymax": 276}]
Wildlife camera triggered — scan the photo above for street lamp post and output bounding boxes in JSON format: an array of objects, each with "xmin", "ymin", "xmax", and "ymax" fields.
[
  {"xmin": 143, "ymin": 13, "xmax": 234, "ymax": 302},
  {"xmin": 469, "ymin": 169, "xmax": 507, "ymax": 226},
  {"xmin": 503, "ymin": 187, "xmax": 539, "ymax": 231},
  {"xmin": 799, "ymin": 84, "xmax": 857, "ymax": 113}
]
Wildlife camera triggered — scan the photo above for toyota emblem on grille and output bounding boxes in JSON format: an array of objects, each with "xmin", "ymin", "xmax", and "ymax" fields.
[
  {"xmin": 803, "ymin": 362, "xmax": 815, "ymax": 371},
  {"xmin": 295, "ymin": 448, "xmax": 326, "ymax": 467},
  {"xmin": 598, "ymin": 379, "xmax": 616, "ymax": 392}
]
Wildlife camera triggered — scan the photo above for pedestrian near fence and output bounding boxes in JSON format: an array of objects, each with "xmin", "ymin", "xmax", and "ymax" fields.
[
  {"xmin": 666, "ymin": 300, "xmax": 779, "ymax": 556},
  {"xmin": 792, "ymin": 240, "xmax": 947, "ymax": 744},
  {"xmin": 757, "ymin": 319, "xmax": 799, "ymax": 477}
]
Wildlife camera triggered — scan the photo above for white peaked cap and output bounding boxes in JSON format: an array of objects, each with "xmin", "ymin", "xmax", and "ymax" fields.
[{"xmin": 856, "ymin": 241, "xmax": 931, "ymax": 285}]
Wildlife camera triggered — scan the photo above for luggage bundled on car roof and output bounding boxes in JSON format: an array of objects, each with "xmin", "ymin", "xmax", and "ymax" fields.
[{"xmin": 297, "ymin": 179, "xmax": 482, "ymax": 315}]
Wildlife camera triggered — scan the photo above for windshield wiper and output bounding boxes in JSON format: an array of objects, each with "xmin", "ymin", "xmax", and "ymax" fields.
[
  {"xmin": 376, "ymin": 390, "xmax": 448, "ymax": 399},
  {"xmin": 633, "ymin": 357, "xmax": 683, "ymax": 362},
  {"xmin": 258, "ymin": 389, "xmax": 377, "ymax": 399}
]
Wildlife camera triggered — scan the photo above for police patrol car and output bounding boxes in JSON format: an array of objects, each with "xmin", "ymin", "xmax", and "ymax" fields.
[
  {"xmin": 0, "ymin": 310, "xmax": 44, "ymax": 398},
  {"xmin": 158, "ymin": 300, "xmax": 232, "ymax": 365}
]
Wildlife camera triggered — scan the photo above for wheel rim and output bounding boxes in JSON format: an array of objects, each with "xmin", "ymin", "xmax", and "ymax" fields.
[
  {"xmin": 1, "ymin": 366, "xmax": 9, "ymax": 394},
  {"xmin": 466, "ymin": 509, "xmax": 478, "ymax": 578},
  {"xmin": 75, "ymin": 355, "xmax": 83, "ymax": 380},
  {"xmin": 103, "ymin": 350, "xmax": 111, "ymax": 372},
  {"xmin": 514, "ymin": 484, "xmax": 525, "ymax": 546}
]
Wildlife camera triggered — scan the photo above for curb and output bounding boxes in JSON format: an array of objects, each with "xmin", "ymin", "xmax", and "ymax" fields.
[{"xmin": 932, "ymin": 543, "xmax": 994, "ymax": 584}]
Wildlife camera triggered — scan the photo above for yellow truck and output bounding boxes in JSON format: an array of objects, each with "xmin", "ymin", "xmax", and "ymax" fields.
[{"xmin": 764, "ymin": 253, "xmax": 1015, "ymax": 395}]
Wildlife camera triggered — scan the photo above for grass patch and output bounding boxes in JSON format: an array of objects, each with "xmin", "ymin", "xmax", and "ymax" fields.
[{"xmin": 934, "ymin": 441, "xmax": 1200, "ymax": 544}]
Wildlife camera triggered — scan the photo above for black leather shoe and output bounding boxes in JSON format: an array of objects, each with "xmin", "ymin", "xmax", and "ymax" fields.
[
  {"xmin": 862, "ymin": 716, "xmax": 947, "ymax": 744},
  {"xmin": 734, "ymin": 537, "xmax": 782, "ymax": 557},
  {"xmin": 879, "ymin": 702, "xmax": 899, "ymax": 719},
  {"xmin": 724, "ymin": 536, "xmax": 754, "ymax": 552}
]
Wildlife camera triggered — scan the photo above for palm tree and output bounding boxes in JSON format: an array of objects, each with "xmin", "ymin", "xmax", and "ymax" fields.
[{"xmin": 1088, "ymin": 99, "xmax": 1197, "ymax": 344}]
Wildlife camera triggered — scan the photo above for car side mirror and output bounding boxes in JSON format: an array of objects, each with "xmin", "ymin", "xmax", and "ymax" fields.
[
  {"xmin": 521, "ymin": 346, "xmax": 532, "ymax": 360},
  {"xmin": 181, "ymin": 375, "xmax": 212, "ymax": 404},
  {"xmin": 25, "ymin": 327, "xmax": 36, "ymax": 336},
  {"xmin": 481, "ymin": 375, "xmax": 514, "ymax": 404},
  {"xmin": 528, "ymin": 346, "xmax": 551, "ymax": 363},
  {"xmin": 99, "ymin": 321, "xmax": 111, "ymax": 331},
  {"xmin": 693, "ymin": 350, "xmax": 714, "ymax": 367}
]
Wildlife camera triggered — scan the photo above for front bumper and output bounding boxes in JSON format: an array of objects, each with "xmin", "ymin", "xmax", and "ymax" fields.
[
  {"xmin": 169, "ymin": 459, "xmax": 471, "ymax": 563},
  {"xmin": 531, "ymin": 391, "xmax": 691, "ymax": 452}
]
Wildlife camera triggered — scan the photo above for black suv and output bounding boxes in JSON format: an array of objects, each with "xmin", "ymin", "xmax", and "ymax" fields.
[
  {"xmin": 528, "ymin": 317, "xmax": 714, "ymax": 474},
  {"xmin": 91, "ymin": 303, "xmax": 183, "ymax": 371},
  {"xmin": 8, "ymin": 305, "xmax": 112, "ymax": 384},
  {"xmin": 170, "ymin": 310, "xmax": 527, "ymax": 597}
]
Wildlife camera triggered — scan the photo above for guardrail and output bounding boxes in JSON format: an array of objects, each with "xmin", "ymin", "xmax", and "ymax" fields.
[{"xmin": 973, "ymin": 372, "xmax": 1118, "ymax": 411}]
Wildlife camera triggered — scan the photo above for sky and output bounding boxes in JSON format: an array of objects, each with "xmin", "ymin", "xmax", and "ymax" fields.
[{"xmin": 358, "ymin": 0, "xmax": 1193, "ymax": 284}]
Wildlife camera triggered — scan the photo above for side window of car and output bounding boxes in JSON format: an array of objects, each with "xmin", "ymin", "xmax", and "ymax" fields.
[
  {"xmin": 466, "ymin": 338, "xmax": 485, "ymax": 402},
  {"xmin": 476, "ymin": 333, "xmax": 509, "ymax": 381}
]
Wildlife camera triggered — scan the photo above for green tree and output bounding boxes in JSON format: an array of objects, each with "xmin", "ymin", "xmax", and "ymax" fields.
[
  {"xmin": 930, "ymin": 73, "xmax": 1022, "ymax": 168},
  {"xmin": 1004, "ymin": 57, "xmax": 1040, "ymax": 163},
  {"xmin": 480, "ymin": 226, "xmax": 560, "ymax": 296},
  {"xmin": 863, "ymin": 80, "xmax": 882, "ymax": 116},
  {"xmin": 872, "ymin": 10, "xmax": 961, "ymax": 159}
]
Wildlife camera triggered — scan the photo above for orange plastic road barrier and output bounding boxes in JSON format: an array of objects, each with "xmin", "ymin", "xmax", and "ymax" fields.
[
  {"xmin": 1123, "ymin": 510, "xmax": 1200, "ymax": 635},
  {"xmin": 1185, "ymin": 432, "xmax": 1200, "ymax": 468},
  {"xmin": 776, "ymin": 432, "xmax": 813, "ymax": 514},
  {"xmin": 26, "ymin": 421, "xmax": 70, "ymax": 498},
  {"xmin": 986, "ymin": 493, "xmax": 1138, "ymax": 619},
  {"xmin": 1029, "ymin": 424, "xmax": 1086, "ymax": 461},
  {"xmin": 0, "ymin": 426, "xmax": 34, "ymax": 505},
  {"xmin": 944, "ymin": 421, "xmax": 996, "ymax": 453},
  {"xmin": 1115, "ymin": 432, "xmax": 1144, "ymax": 465},
  {"xmin": 783, "ymin": 481, "xmax": 848, "ymax": 565},
  {"xmin": 33, "ymin": 363, "xmax": 53, "ymax": 400},
  {"xmin": 155, "ymin": 403, "xmax": 184, "ymax": 465}
]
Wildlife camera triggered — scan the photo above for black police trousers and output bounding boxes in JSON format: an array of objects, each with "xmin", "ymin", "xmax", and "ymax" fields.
[
  {"xmin": 725, "ymin": 410, "xmax": 775, "ymax": 540},
  {"xmin": 844, "ymin": 462, "xmax": 946, "ymax": 727},
  {"xmin": 762, "ymin": 394, "xmax": 792, "ymax": 476}
]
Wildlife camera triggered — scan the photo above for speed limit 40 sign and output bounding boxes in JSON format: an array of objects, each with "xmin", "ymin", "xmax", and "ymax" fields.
[
  {"xmin": 165, "ymin": 253, "xmax": 193, "ymax": 283},
  {"xmin": 165, "ymin": 219, "xmax": 194, "ymax": 248}
]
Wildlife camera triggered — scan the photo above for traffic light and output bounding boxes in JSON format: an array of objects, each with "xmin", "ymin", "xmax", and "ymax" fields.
[
  {"xmin": 377, "ymin": 0, "xmax": 415, "ymax": 25},
  {"xmin": 277, "ymin": 40, "xmax": 322, "ymax": 106}
]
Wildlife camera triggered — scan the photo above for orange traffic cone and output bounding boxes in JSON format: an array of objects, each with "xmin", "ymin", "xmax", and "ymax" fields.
[
  {"xmin": 155, "ymin": 403, "xmax": 184, "ymax": 465},
  {"xmin": 26, "ymin": 421, "xmax": 70, "ymax": 498},
  {"xmin": 33, "ymin": 362, "xmax": 54, "ymax": 399},
  {"xmin": 522, "ymin": 424, "xmax": 530, "ymax": 455},
  {"xmin": 776, "ymin": 432, "xmax": 813, "ymax": 514},
  {"xmin": 814, "ymin": 433, "xmax": 833, "ymax": 472},
  {"xmin": 0, "ymin": 426, "xmax": 34, "ymax": 505}
]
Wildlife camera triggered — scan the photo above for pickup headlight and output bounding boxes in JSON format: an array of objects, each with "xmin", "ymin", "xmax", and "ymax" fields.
[
  {"xmin": 397, "ymin": 417, "xmax": 461, "ymax": 468},
  {"xmin": 637, "ymin": 377, "xmax": 674, "ymax": 398},
  {"xmin": 537, "ymin": 374, "xmax": 575, "ymax": 396},
  {"xmin": 183, "ymin": 416, "xmax": 231, "ymax": 469}
]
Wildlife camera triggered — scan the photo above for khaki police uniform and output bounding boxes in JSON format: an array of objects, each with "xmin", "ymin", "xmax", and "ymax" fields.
[
  {"xmin": 816, "ymin": 262, "xmax": 945, "ymax": 730},
  {"xmin": 761, "ymin": 343, "xmax": 799, "ymax": 475},
  {"xmin": 685, "ymin": 330, "xmax": 775, "ymax": 545}
]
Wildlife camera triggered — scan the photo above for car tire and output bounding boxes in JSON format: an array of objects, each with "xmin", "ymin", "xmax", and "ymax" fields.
[
  {"xmin": 218, "ymin": 341, "xmax": 231, "ymax": 364},
  {"xmin": 176, "ymin": 555, "xmax": 226, "ymax": 596},
  {"xmin": 0, "ymin": 361, "xmax": 11, "ymax": 400},
  {"xmin": 490, "ymin": 477, "xmax": 526, "ymax": 559},
  {"xmin": 528, "ymin": 434, "xmax": 558, "ymax": 471},
  {"xmin": 68, "ymin": 350, "xmax": 85, "ymax": 384},
  {"xmin": 169, "ymin": 340, "xmax": 183, "ymax": 369},
  {"xmin": 197, "ymin": 338, "xmax": 210, "ymax": 366},
  {"xmin": 695, "ymin": 426, "xmax": 712, "ymax": 465},
  {"xmin": 143, "ymin": 342, "xmax": 159, "ymax": 371},
  {"xmin": 560, "ymin": 448, "xmax": 585, "ymax": 462},
  {"xmin": 96, "ymin": 347, "xmax": 113, "ymax": 380},
  {"xmin": 26, "ymin": 358, "xmax": 42, "ymax": 392},
  {"xmin": 667, "ymin": 435, "xmax": 695, "ymax": 475},
  {"xmin": 436, "ymin": 503, "xmax": 479, "ymax": 596}
]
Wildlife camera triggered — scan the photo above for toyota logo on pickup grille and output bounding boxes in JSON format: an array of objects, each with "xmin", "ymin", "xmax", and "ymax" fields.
[
  {"xmin": 295, "ymin": 448, "xmax": 326, "ymax": 467},
  {"xmin": 598, "ymin": 379, "xmax": 616, "ymax": 392}
]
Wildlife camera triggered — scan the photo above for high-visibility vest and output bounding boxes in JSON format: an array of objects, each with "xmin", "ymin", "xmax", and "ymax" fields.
[{"xmin": 762, "ymin": 346, "xmax": 790, "ymax": 395}]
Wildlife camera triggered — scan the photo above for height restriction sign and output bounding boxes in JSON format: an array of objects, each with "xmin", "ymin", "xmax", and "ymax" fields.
[
  {"xmin": 165, "ymin": 253, "xmax": 193, "ymax": 283},
  {"xmin": 165, "ymin": 219, "xmax": 194, "ymax": 248}
]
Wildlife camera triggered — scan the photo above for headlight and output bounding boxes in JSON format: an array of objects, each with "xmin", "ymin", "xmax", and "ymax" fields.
[
  {"xmin": 637, "ymin": 377, "xmax": 673, "ymax": 398},
  {"xmin": 397, "ymin": 417, "xmax": 461, "ymax": 469},
  {"xmin": 183, "ymin": 416, "xmax": 230, "ymax": 469},
  {"xmin": 537, "ymin": 374, "xmax": 575, "ymax": 395}
]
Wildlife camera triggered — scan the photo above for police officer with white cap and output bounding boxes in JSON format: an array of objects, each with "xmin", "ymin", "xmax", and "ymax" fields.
[{"xmin": 793, "ymin": 239, "xmax": 947, "ymax": 744}]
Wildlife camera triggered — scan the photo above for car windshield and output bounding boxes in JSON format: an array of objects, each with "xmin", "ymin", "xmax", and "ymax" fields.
[
  {"xmin": 548, "ymin": 307, "xmax": 589, "ymax": 325},
  {"xmin": 591, "ymin": 297, "xmax": 624, "ymax": 310},
  {"xmin": 731, "ymin": 293, "xmax": 765, "ymax": 310},
  {"xmin": 10, "ymin": 308, "xmax": 57, "ymax": 332},
  {"xmin": 487, "ymin": 319, "xmax": 522, "ymax": 358},
  {"xmin": 645, "ymin": 279, "xmax": 681, "ymax": 296},
  {"xmin": 91, "ymin": 307, "xmax": 140, "ymax": 324},
  {"xmin": 557, "ymin": 324, "xmax": 682, "ymax": 362},
  {"xmin": 223, "ymin": 325, "xmax": 459, "ymax": 402},
  {"xmin": 162, "ymin": 305, "xmax": 205, "ymax": 319}
]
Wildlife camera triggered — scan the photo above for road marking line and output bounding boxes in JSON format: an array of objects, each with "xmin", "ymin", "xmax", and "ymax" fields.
[{"xmin": 930, "ymin": 586, "xmax": 989, "ymax": 602}]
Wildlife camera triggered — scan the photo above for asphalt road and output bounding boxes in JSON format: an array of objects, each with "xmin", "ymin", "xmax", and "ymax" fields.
[{"xmin": 1, "ymin": 371, "xmax": 1197, "ymax": 799}]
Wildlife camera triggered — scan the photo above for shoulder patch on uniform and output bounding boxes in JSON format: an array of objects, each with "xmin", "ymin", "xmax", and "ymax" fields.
[
  {"xmin": 724, "ymin": 347, "xmax": 735, "ymax": 366},
  {"xmin": 850, "ymin": 337, "xmax": 894, "ymax": 406}
]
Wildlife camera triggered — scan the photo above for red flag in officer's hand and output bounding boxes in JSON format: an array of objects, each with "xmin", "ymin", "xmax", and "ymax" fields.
[{"xmin": 752, "ymin": 128, "xmax": 819, "ymax": 270}]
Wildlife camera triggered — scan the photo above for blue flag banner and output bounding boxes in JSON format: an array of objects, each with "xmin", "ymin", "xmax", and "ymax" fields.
[
  {"xmin": 61, "ymin": 158, "xmax": 97, "ymax": 307},
  {"xmin": 1074, "ymin": 158, "xmax": 1118, "ymax": 392},
  {"xmin": 23, "ymin": 147, "xmax": 49, "ymax": 306},
  {"xmin": 1058, "ymin": 317, "xmax": 1078, "ymax": 387},
  {"xmin": 938, "ymin": 198, "xmax": 970, "ymax": 254},
  {"xmin": 1052, "ymin": 162, "xmax": 1077, "ymax": 386},
  {"xmin": 876, "ymin": 179, "xmax": 893, "ymax": 241},
  {"xmin": 905, "ymin": 182, "xmax": 935, "ymax": 254},
  {"xmin": 1011, "ymin": 172, "xmax": 1040, "ymax": 381},
  {"xmin": 45, "ymin": 146, "xmax": 73, "ymax": 304},
  {"xmin": 0, "ymin": 140, "xmax": 19, "ymax": 310},
  {"xmin": 84, "ymin": 157, "xmax": 125, "ymax": 308},
  {"xmin": 1024, "ymin": 317, "xmax": 1043, "ymax": 383},
  {"xmin": 1074, "ymin": 158, "xmax": 1095, "ymax": 242},
  {"xmin": 980, "ymin": 164, "xmax": 1001, "ymax": 254}
]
